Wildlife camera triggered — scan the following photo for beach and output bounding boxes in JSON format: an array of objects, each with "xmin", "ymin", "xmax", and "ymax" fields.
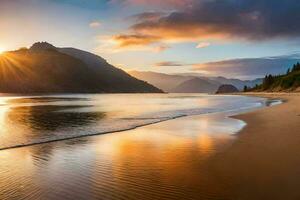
[
  {"xmin": 0, "ymin": 93, "xmax": 299, "ymax": 199},
  {"xmin": 2, "ymin": 0, "xmax": 300, "ymax": 198},
  {"xmin": 209, "ymin": 93, "xmax": 300, "ymax": 199}
]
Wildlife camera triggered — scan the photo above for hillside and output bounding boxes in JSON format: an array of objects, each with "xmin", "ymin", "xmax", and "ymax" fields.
[
  {"xmin": 246, "ymin": 63, "xmax": 300, "ymax": 92},
  {"xmin": 0, "ymin": 42, "xmax": 162, "ymax": 93},
  {"xmin": 170, "ymin": 78, "xmax": 219, "ymax": 93},
  {"xmin": 129, "ymin": 71, "xmax": 261, "ymax": 93}
]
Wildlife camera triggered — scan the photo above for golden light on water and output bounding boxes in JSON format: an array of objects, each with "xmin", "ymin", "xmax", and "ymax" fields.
[{"xmin": 0, "ymin": 98, "xmax": 10, "ymax": 135}]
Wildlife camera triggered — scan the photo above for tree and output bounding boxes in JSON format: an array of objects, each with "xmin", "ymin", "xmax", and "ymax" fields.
[
  {"xmin": 286, "ymin": 68, "xmax": 290, "ymax": 74},
  {"xmin": 262, "ymin": 74, "xmax": 275, "ymax": 89},
  {"xmin": 297, "ymin": 62, "xmax": 300, "ymax": 71},
  {"xmin": 292, "ymin": 62, "xmax": 300, "ymax": 72},
  {"xmin": 243, "ymin": 85, "xmax": 248, "ymax": 92}
]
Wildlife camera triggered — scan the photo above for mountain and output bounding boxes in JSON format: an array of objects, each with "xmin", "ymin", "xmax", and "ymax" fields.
[
  {"xmin": 129, "ymin": 71, "xmax": 191, "ymax": 92},
  {"xmin": 58, "ymin": 48, "xmax": 108, "ymax": 71},
  {"xmin": 172, "ymin": 73, "xmax": 263, "ymax": 90},
  {"xmin": 248, "ymin": 63, "xmax": 300, "ymax": 92},
  {"xmin": 170, "ymin": 78, "xmax": 219, "ymax": 93},
  {"xmin": 216, "ymin": 84, "xmax": 239, "ymax": 94},
  {"xmin": 129, "ymin": 71, "xmax": 262, "ymax": 93},
  {"xmin": 209, "ymin": 76, "xmax": 263, "ymax": 90},
  {"xmin": 0, "ymin": 42, "xmax": 162, "ymax": 93}
]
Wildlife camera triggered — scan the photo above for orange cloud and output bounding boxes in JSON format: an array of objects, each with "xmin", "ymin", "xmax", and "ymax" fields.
[
  {"xmin": 113, "ymin": 34, "xmax": 161, "ymax": 47},
  {"xmin": 112, "ymin": 0, "xmax": 300, "ymax": 51},
  {"xmin": 96, "ymin": 35, "xmax": 169, "ymax": 53},
  {"xmin": 111, "ymin": 24, "xmax": 226, "ymax": 50},
  {"xmin": 130, "ymin": 19, "xmax": 234, "ymax": 42}
]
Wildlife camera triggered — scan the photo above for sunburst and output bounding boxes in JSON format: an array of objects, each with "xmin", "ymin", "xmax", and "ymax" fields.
[{"xmin": 0, "ymin": 47, "xmax": 6, "ymax": 54}]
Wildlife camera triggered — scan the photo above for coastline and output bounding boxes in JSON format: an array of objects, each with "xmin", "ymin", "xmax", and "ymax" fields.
[
  {"xmin": 208, "ymin": 92, "xmax": 300, "ymax": 199},
  {"xmin": 0, "ymin": 93, "xmax": 298, "ymax": 199},
  {"xmin": 0, "ymin": 94, "xmax": 268, "ymax": 151}
]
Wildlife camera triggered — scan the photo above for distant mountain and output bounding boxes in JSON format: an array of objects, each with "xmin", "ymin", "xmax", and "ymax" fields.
[
  {"xmin": 129, "ymin": 71, "xmax": 262, "ymax": 93},
  {"xmin": 216, "ymin": 84, "xmax": 239, "ymax": 94},
  {"xmin": 170, "ymin": 78, "xmax": 219, "ymax": 93},
  {"xmin": 176, "ymin": 73, "xmax": 262, "ymax": 90},
  {"xmin": 0, "ymin": 42, "xmax": 162, "ymax": 93},
  {"xmin": 129, "ymin": 71, "xmax": 191, "ymax": 92},
  {"xmin": 209, "ymin": 76, "xmax": 263, "ymax": 90}
]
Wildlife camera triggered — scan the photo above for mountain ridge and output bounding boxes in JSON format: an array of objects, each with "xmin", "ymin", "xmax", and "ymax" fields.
[
  {"xmin": 170, "ymin": 78, "xmax": 219, "ymax": 93},
  {"xmin": 0, "ymin": 42, "xmax": 163, "ymax": 93},
  {"xmin": 129, "ymin": 70, "xmax": 262, "ymax": 93}
]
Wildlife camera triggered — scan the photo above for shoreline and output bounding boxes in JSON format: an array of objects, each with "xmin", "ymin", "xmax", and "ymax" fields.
[
  {"xmin": 0, "ymin": 95, "xmax": 275, "ymax": 152},
  {"xmin": 208, "ymin": 92, "xmax": 300, "ymax": 199},
  {"xmin": 0, "ymin": 93, "xmax": 298, "ymax": 199}
]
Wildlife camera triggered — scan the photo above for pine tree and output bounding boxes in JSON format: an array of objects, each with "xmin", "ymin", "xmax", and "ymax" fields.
[
  {"xmin": 297, "ymin": 62, "xmax": 300, "ymax": 71},
  {"xmin": 292, "ymin": 62, "xmax": 300, "ymax": 72},
  {"xmin": 262, "ymin": 74, "xmax": 274, "ymax": 89}
]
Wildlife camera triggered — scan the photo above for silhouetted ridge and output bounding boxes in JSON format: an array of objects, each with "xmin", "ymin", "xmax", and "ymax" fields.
[{"xmin": 0, "ymin": 42, "xmax": 163, "ymax": 93}]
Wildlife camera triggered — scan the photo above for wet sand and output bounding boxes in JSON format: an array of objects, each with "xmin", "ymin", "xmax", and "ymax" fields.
[{"xmin": 209, "ymin": 93, "xmax": 300, "ymax": 199}]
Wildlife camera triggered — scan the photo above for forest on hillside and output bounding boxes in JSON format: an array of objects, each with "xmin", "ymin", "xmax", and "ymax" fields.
[{"xmin": 244, "ymin": 63, "xmax": 300, "ymax": 92}]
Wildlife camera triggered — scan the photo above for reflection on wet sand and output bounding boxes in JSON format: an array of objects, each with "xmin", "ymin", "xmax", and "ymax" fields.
[{"xmin": 0, "ymin": 114, "xmax": 243, "ymax": 200}]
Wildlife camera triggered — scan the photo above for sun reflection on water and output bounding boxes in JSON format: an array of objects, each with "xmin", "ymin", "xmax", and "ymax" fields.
[
  {"xmin": 0, "ymin": 98, "xmax": 10, "ymax": 135},
  {"xmin": 0, "ymin": 109, "xmax": 245, "ymax": 200}
]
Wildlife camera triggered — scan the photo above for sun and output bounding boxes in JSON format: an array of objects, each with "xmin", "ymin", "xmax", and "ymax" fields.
[{"xmin": 0, "ymin": 47, "xmax": 6, "ymax": 54}]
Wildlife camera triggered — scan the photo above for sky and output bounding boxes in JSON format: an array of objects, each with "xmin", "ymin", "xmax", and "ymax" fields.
[{"xmin": 1, "ymin": 0, "xmax": 300, "ymax": 79}]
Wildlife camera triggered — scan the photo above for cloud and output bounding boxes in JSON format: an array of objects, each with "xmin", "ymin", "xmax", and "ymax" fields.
[
  {"xmin": 129, "ymin": 12, "xmax": 167, "ymax": 22},
  {"xmin": 96, "ymin": 35, "xmax": 169, "ymax": 53},
  {"xmin": 192, "ymin": 54, "xmax": 300, "ymax": 79},
  {"xmin": 151, "ymin": 53, "xmax": 300, "ymax": 79},
  {"xmin": 155, "ymin": 61, "xmax": 185, "ymax": 67},
  {"xmin": 196, "ymin": 42, "xmax": 210, "ymax": 48},
  {"xmin": 113, "ymin": 34, "xmax": 161, "ymax": 47},
  {"xmin": 89, "ymin": 21, "xmax": 101, "ymax": 28},
  {"xmin": 110, "ymin": 0, "xmax": 194, "ymax": 9},
  {"xmin": 153, "ymin": 44, "xmax": 170, "ymax": 52},
  {"xmin": 113, "ymin": 0, "xmax": 300, "ymax": 49}
]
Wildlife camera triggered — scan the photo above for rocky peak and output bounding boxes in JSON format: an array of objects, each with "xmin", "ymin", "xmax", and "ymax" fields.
[{"xmin": 29, "ymin": 42, "xmax": 57, "ymax": 52}]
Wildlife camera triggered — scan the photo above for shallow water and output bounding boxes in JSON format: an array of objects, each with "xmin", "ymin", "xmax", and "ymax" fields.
[
  {"xmin": 0, "ymin": 113, "xmax": 244, "ymax": 200},
  {"xmin": 0, "ymin": 94, "xmax": 279, "ymax": 199},
  {"xmin": 0, "ymin": 94, "xmax": 269, "ymax": 149}
]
